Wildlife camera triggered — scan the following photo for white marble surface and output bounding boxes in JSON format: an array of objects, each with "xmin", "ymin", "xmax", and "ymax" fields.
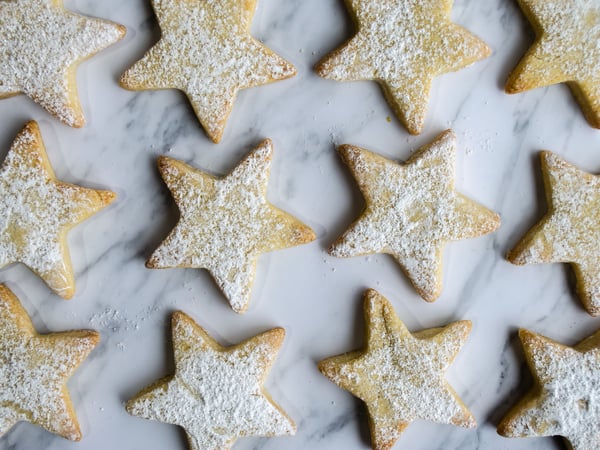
[{"xmin": 0, "ymin": 0, "xmax": 599, "ymax": 449}]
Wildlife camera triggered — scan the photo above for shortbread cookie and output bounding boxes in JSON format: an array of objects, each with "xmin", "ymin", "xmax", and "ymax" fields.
[
  {"xmin": 329, "ymin": 130, "xmax": 500, "ymax": 302},
  {"xmin": 315, "ymin": 0, "xmax": 490, "ymax": 134},
  {"xmin": 506, "ymin": 0, "xmax": 600, "ymax": 129},
  {"xmin": 319, "ymin": 289, "xmax": 475, "ymax": 450},
  {"xmin": 0, "ymin": 121, "xmax": 116, "ymax": 298},
  {"xmin": 508, "ymin": 151, "xmax": 600, "ymax": 316},
  {"xmin": 0, "ymin": 284, "xmax": 99, "ymax": 441},
  {"xmin": 120, "ymin": 0, "xmax": 296, "ymax": 143},
  {"xmin": 127, "ymin": 311, "xmax": 295, "ymax": 450},
  {"xmin": 498, "ymin": 328, "xmax": 600, "ymax": 449},
  {"xmin": 147, "ymin": 139, "xmax": 315, "ymax": 313},
  {"xmin": 0, "ymin": 0, "xmax": 125, "ymax": 127}
]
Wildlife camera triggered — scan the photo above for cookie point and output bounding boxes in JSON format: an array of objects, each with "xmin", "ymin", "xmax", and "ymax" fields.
[
  {"xmin": 70, "ymin": 115, "xmax": 86, "ymax": 128},
  {"xmin": 67, "ymin": 428, "xmax": 83, "ymax": 442},
  {"xmin": 439, "ymin": 128, "xmax": 456, "ymax": 141},
  {"xmin": 208, "ymin": 132, "xmax": 222, "ymax": 144},
  {"xmin": 116, "ymin": 23, "xmax": 127, "ymax": 39},
  {"xmin": 506, "ymin": 248, "xmax": 526, "ymax": 265},
  {"xmin": 118, "ymin": 73, "xmax": 131, "ymax": 89},
  {"xmin": 267, "ymin": 327, "xmax": 286, "ymax": 346},
  {"xmin": 539, "ymin": 150, "xmax": 555, "ymax": 163},
  {"xmin": 99, "ymin": 190, "xmax": 117, "ymax": 206},
  {"xmin": 455, "ymin": 320, "xmax": 473, "ymax": 334},
  {"xmin": 172, "ymin": 310, "xmax": 194, "ymax": 329},
  {"xmin": 23, "ymin": 120, "xmax": 40, "ymax": 132},
  {"xmin": 156, "ymin": 155, "xmax": 175, "ymax": 171},
  {"xmin": 254, "ymin": 138, "xmax": 274, "ymax": 158},
  {"xmin": 231, "ymin": 303, "xmax": 249, "ymax": 314},
  {"xmin": 364, "ymin": 288, "xmax": 387, "ymax": 312},
  {"xmin": 337, "ymin": 144, "xmax": 361, "ymax": 163},
  {"xmin": 504, "ymin": 77, "xmax": 523, "ymax": 95},
  {"xmin": 314, "ymin": 58, "xmax": 331, "ymax": 77},
  {"xmin": 364, "ymin": 288, "xmax": 380, "ymax": 300},
  {"xmin": 58, "ymin": 287, "xmax": 75, "ymax": 300},
  {"xmin": 145, "ymin": 256, "xmax": 158, "ymax": 269},
  {"xmin": 257, "ymin": 138, "xmax": 274, "ymax": 151}
]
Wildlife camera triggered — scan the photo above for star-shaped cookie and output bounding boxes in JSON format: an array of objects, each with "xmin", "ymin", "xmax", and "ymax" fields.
[
  {"xmin": 127, "ymin": 311, "xmax": 295, "ymax": 450},
  {"xmin": 506, "ymin": 0, "xmax": 600, "ymax": 129},
  {"xmin": 147, "ymin": 139, "xmax": 315, "ymax": 313},
  {"xmin": 0, "ymin": 121, "xmax": 116, "ymax": 299},
  {"xmin": 315, "ymin": 0, "xmax": 490, "ymax": 134},
  {"xmin": 508, "ymin": 151, "xmax": 600, "ymax": 316},
  {"xmin": 329, "ymin": 130, "xmax": 500, "ymax": 302},
  {"xmin": 319, "ymin": 289, "xmax": 476, "ymax": 450},
  {"xmin": 0, "ymin": 284, "xmax": 99, "ymax": 441},
  {"xmin": 0, "ymin": 0, "xmax": 125, "ymax": 127},
  {"xmin": 120, "ymin": 0, "xmax": 296, "ymax": 143},
  {"xmin": 498, "ymin": 328, "xmax": 600, "ymax": 450}
]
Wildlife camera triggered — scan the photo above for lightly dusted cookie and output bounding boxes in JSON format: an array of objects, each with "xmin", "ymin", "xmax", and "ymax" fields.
[
  {"xmin": 506, "ymin": 0, "xmax": 600, "ymax": 129},
  {"xmin": 508, "ymin": 151, "xmax": 600, "ymax": 316},
  {"xmin": 0, "ymin": 0, "xmax": 125, "ymax": 127},
  {"xmin": 330, "ymin": 130, "xmax": 500, "ymax": 302},
  {"xmin": 126, "ymin": 311, "xmax": 295, "ymax": 450},
  {"xmin": 319, "ymin": 289, "xmax": 476, "ymax": 450},
  {"xmin": 120, "ymin": 0, "xmax": 296, "ymax": 143},
  {"xmin": 147, "ymin": 139, "xmax": 315, "ymax": 313},
  {"xmin": 316, "ymin": 0, "xmax": 490, "ymax": 135},
  {"xmin": 0, "ymin": 284, "xmax": 99, "ymax": 441},
  {"xmin": 0, "ymin": 121, "xmax": 116, "ymax": 299},
  {"xmin": 498, "ymin": 328, "xmax": 600, "ymax": 450}
]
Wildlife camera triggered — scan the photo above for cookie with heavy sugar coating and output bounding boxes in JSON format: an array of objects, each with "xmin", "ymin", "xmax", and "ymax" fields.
[
  {"xmin": 120, "ymin": 0, "xmax": 296, "ymax": 143},
  {"xmin": 0, "ymin": 0, "xmax": 125, "ymax": 127},
  {"xmin": 508, "ymin": 151, "xmax": 600, "ymax": 316},
  {"xmin": 316, "ymin": 0, "xmax": 490, "ymax": 134},
  {"xmin": 329, "ymin": 130, "xmax": 500, "ymax": 302},
  {"xmin": 0, "ymin": 284, "xmax": 99, "ymax": 441},
  {"xmin": 498, "ymin": 328, "xmax": 600, "ymax": 450},
  {"xmin": 126, "ymin": 311, "xmax": 295, "ymax": 450},
  {"xmin": 0, "ymin": 121, "xmax": 115, "ymax": 299},
  {"xmin": 506, "ymin": 0, "xmax": 600, "ymax": 129},
  {"xmin": 319, "ymin": 289, "xmax": 476, "ymax": 450},
  {"xmin": 146, "ymin": 139, "xmax": 315, "ymax": 313}
]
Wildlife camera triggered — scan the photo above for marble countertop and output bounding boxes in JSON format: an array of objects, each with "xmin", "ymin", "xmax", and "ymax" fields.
[{"xmin": 1, "ymin": 0, "xmax": 599, "ymax": 449}]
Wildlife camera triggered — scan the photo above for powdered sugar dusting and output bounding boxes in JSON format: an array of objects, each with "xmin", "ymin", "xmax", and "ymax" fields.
[
  {"xmin": 0, "ymin": 122, "xmax": 114, "ymax": 298},
  {"xmin": 508, "ymin": 151, "xmax": 600, "ymax": 314},
  {"xmin": 121, "ymin": 0, "xmax": 296, "ymax": 142},
  {"xmin": 148, "ymin": 140, "xmax": 314, "ymax": 313},
  {"xmin": 0, "ymin": 285, "xmax": 98, "ymax": 440},
  {"xmin": 531, "ymin": 0, "xmax": 600, "ymax": 80},
  {"xmin": 0, "ymin": 0, "xmax": 125, "ymax": 126},
  {"xmin": 127, "ymin": 313, "xmax": 295, "ymax": 450},
  {"xmin": 502, "ymin": 330, "xmax": 600, "ymax": 449},
  {"xmin": 330, "ymin": 131, "xmax": 499, "ymax": 301},
  {"xmin": 508, "ymin": 0, "xmax": 599, "ymax": 125},
  {"xmin": 321, "ymin": 291, "xmax": 474, "ymax": 447},
  {"xmin": 316, "ymin": 0, "xmax": 490, "ymax": 133}
]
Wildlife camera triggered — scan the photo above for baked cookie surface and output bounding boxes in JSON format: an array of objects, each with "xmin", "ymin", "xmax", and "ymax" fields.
[
  {"xmin": 508, "ymin": 151, "xmax": 600, "ymax": 316},
  {"xmin": 0, "ymin": 0, "xmax": 125, "ymax": 127},
  {"xmin": 120, "ymin": 0, "xmax": 296, "ymax": 143},
  {"xmin": 0, "ymin": 284, "xmax": 99, "ymax": 441},
  {"xmin": 147, "ymin": 139, "xmax": 315, "ymax": 313},
  {"xmin": 330, "ymin": 130, "xmax": 500, "ymax": 302},
  {"xmin": 506, "ymin": 0, "xmax": 600, "ymax": 129},
  {"xmin": 498, "ymin": 328, "xmax": 600, "ymax": 450},
  {"xmin": 126, "ymin": 311, "xmax": 295, "ymax": 450},
  {"xmin": 0, "ymin": 121, "xmax": 115, "ymax": 299},
  {"xmin": 319, "ymin": 289, "xmax": 475, "ymax": 450},
  {"xmin": 316, "ymin": 0, "xmax": 490, "ymax": 134}
]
